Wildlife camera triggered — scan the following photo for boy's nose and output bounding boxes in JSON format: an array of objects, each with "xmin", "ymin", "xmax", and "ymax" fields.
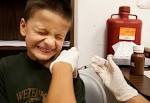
[{"xmin": 44, "ymin": 36, "xmax": 56, "ymax": 48}]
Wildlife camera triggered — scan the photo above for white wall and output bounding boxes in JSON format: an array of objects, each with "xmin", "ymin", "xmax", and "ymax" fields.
[{"xmin": 74, "ymin": 0, "xmax": 150, "ymax": 67}]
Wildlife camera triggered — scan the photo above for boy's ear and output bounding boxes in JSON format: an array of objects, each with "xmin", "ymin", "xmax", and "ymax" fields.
[{"xmin": 20, "ymin": 18, "xmax": 27, "ymax": 37}]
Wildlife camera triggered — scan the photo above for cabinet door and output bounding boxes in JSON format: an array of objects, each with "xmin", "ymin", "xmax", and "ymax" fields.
[{"xmin": 0, "ymin": 0, "xmax": 26, "ymax": 40}]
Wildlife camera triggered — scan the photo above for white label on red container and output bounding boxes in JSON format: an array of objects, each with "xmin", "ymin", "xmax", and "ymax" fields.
[{"xmin": 119, "ymin": 27, "xmax": 136, "ymax": 40}]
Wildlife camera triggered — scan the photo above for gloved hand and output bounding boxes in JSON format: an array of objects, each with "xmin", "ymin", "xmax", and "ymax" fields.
[
  {"xmin": 91, "ymin": 55, "xmax": 138, "ymax": 102},
  {"xmin": 50, "ymin": 47, "xmax": 79, "ymax": 76}
]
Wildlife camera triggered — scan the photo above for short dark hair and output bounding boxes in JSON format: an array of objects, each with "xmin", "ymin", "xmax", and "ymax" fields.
[{"xmin": 24, "ymin": 0, "xmax": 72, "ymax": 21}]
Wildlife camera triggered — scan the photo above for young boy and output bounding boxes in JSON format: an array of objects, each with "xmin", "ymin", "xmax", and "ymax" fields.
[{"xmin": 0, "ymin": 0, "xmax": 85, "ymax": 103}]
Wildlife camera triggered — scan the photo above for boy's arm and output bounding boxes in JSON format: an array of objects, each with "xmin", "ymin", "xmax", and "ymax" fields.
[
  {"xmin": 44, "ymin": 47, "xmax": 79, "ymax": 103},
  {"xmin": 45, "ymin": 62, "xmax": 76, "ymax": 103}
]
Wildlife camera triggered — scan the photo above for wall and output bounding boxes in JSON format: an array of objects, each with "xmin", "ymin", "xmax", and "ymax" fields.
[{"xmin": 74, "ymin": 0, "xmax": 150, "ymax": 67}]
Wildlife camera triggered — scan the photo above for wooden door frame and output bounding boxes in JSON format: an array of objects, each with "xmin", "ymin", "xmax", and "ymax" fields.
[{"xmin": 70, "ymin": 0, "xmax": 74, "ymax": 47}]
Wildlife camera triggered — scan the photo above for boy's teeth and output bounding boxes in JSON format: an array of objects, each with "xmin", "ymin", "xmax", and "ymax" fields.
[{"xmin": 39, "ymin": 46, "xmax": 52, "ymax": 52}]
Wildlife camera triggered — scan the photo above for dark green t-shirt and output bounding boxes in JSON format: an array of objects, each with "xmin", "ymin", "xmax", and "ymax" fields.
[{"xmin": 0, "ymin": 52, "xmax": 85, "ymax": 103}]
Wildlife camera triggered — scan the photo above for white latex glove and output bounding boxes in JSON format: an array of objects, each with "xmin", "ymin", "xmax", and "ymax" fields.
[
  {"xmin": 91, "ymin": 55, "xmax": 138, "ymax": 102},
  {"xmin": 50, "ymin": 47, "xmax": 79, "ymax": 75}
]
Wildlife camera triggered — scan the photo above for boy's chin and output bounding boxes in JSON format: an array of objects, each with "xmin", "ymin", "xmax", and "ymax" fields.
[
  {"xmin": 38, "ymin": 53, "xmax": 57, "ymax": 62},
  {"xmin": 38, "ymin": 55, "xmax": 55, "ymax": 62},
  {"xmin": 38, "ymin": 54, "xmax": 58, "ymax": 68}
]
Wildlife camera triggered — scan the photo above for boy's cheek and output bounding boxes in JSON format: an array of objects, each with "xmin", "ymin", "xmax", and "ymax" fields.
[{"xmin": 57, "ymin": 41, "xmax": 64, "ymax": 49}]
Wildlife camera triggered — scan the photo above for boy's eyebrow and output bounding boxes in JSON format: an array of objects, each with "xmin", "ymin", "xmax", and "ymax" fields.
[
  {"xmin": 34, "ymin": 26, "xmax": 47, "ymax": 31},
  {"xmin": 34, "ymin": 26, "xmax": 67, "ymax": 35}
]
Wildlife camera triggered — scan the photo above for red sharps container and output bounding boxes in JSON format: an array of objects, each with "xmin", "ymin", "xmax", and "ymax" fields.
[{"xmin": 106, "ymin": 6, "xmax": 142, "ymax": 54}]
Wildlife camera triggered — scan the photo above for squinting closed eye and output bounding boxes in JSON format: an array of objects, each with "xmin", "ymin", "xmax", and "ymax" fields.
[{"xmin": 55, "ymin": 34, "xmax": 65, "ymax": 40}]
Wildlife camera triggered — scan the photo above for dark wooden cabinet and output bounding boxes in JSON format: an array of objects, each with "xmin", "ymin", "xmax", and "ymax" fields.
[
  {"xmin": 0, "ymin": 0, "xmax": 26, "ymax": 40},
  {"xmin": 0, "ymin": 0, "xmax": 74, "ymax": 58}
]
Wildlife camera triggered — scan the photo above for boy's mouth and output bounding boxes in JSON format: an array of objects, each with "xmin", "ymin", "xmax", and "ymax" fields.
[{"xmin": 37, "ymin": 46, "xmax": 54, "ymax": 53}]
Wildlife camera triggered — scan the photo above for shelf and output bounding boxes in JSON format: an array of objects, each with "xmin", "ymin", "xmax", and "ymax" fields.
[{"xmin": 0, "ymin": 46, "xmax": 26, "ymax": 51}]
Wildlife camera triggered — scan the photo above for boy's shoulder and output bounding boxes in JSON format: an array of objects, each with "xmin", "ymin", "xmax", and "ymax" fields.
[
  {"xmin": 0, "ymin": 52, "xmax": 25, "ymax": 63},
  {"xmin": 0, "ymin": 52, "xmax": 26, "ymax": 69}
]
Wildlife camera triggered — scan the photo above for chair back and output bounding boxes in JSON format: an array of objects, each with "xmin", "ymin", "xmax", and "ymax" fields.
[{"xmin": 79, "ymin": 66, "xmax": 107, "ymax": 103}]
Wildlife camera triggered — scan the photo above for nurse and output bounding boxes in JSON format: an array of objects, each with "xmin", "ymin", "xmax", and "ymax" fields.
[{"xmin": 91, "ymin": 55, "xmax": 150, "ymax": 103}]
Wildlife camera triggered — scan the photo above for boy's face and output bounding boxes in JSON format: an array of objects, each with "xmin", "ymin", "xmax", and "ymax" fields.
[{"xmin": 20, "ymin": 9, "xmax": 71, "ymax": 64}]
